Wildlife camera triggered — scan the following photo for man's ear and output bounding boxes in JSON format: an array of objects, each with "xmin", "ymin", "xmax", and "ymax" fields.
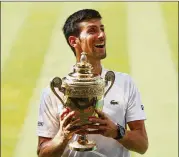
[{"xmin": 68, "ymin": 36, "xmax": 79, "ymax": 48}]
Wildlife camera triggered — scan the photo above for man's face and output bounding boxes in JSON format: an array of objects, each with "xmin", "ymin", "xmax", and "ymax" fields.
[{"xmin": 77, "ymin": 19, "xmax": 106, "ymax": 60}]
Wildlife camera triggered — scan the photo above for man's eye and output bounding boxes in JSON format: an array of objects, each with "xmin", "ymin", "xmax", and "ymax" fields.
[
  {"xmin": 88, "ymin": 28, "xmax": 96, "ymax": 33},
  {"xmin": 101, "ymin": 28, "xmax": 105, "ymax": 32}
]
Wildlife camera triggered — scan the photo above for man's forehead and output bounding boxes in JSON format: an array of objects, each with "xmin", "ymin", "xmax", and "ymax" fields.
[{"xmin": 79, "ymin": 19, "xmax": 104, "ymax": 29}]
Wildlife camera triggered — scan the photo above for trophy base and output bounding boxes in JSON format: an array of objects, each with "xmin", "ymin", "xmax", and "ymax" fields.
[{"xmin": 69, "ymin": 140, "xmax": 97, "ymax": 152}]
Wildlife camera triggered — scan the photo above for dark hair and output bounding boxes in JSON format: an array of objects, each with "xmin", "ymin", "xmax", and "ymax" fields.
[{"xmin": 62, "ymin": 9, "xmax": 102, "ymax": 56}]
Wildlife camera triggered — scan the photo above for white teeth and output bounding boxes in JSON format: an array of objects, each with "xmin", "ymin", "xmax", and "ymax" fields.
[{"xmin": 95, "ymin": 43, "xmax": 105, "ymax": 46}]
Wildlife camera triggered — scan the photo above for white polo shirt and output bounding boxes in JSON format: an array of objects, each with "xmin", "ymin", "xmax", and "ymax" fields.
[{"xmin": 37, "ymin": 68, "xmax": 146, "ymax": 157}]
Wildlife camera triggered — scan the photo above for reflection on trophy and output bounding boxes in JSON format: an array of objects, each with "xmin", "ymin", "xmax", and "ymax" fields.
[{"xmin": 50, "ymin": 52, "xmax": 115, "ymax": 152}]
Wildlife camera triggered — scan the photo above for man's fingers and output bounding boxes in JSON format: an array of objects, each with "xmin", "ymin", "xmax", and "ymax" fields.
[
  {"xmin": 72, "ymin": 128, "xmax": 87, "ymax": 135},
  {"xmin": 62, "ymin": 111, "xmax": 75, "ymax": 126},
  {"xmin": 66, "ymin": 124, "xmax": 81, "ymax": 131},
  {"xmin": 60, "ymin": 107, "xmax": 71, "ymax": 120},
  {"xmin": 86, "ymin": 129, "xmax": 105, "ymax": 135},
  {"xmin": 89, "ymin": 117, "xmax": 107, "ymax": 125},
  {"xmin": 88, "ymin": 116, "xmax": 96, "ymax": 119},
  {"xmin": 71, "ymin": 118, "xmax": 81, "ymax": 126},
  {"xmin": 66, "ymin": 125, "xmax": 86, "ymax": 135},
  {"xmin": 95, "ymin": 109, "xmax": 106, "ymax": 119},
  {"xmin": 65, "ymin": 118, "xmax": 81, "ymax": 130},
  {"xmin": 83, "ymin": 124, "xmax": 107, "ymax": 130}
]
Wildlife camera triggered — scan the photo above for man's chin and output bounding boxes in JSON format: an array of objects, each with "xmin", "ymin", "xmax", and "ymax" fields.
[
  {"xmin": 98, "ymin": 51, "xmax": 106, "ymax": 60},
  {"xmin": 100, "ymin": 53, "xmax": 106, "ymax": 60},
  {"xmin": 91, "ymin": 50, "xmax": 106, "ymax": 60}
]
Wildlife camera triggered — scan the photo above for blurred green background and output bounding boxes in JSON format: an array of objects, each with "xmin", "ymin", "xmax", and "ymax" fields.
[{"xmin": 1, "ymin": 2, "xmax": 178, "ymax": 157}]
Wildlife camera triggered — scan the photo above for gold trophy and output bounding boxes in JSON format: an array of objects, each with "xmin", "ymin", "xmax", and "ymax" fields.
[{"xmin": 50, "ymin": 52, "xmax": 115, "ymax": 152}]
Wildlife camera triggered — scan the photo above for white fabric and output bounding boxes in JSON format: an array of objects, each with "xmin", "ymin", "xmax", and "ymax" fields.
[{"xmin": 37, "ymin": 68, "xmax": 146, "ymax": 157}]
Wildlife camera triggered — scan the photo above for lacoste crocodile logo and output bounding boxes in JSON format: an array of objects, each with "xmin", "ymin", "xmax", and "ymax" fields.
[
  {"xmin": 110, "ymin": 100, "xmax": 119, "ymax": 105},
  {"xmin": 38, "ymin": 121, "xmax": 44, "ymax": 126},
  {"xmin": 141, "ymin": 105, "xmax": 144, "ymax": 110}
]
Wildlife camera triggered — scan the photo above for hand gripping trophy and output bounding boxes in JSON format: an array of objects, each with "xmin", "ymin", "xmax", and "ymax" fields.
[{"xmin": 50, "ymin": 52, "xmax": 115, "ymax": 152}]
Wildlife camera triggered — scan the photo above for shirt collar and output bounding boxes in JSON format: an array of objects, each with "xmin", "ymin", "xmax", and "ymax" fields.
[{"xmin": 101, "ymin": 66, "xmax": 107, "ymax": 78}]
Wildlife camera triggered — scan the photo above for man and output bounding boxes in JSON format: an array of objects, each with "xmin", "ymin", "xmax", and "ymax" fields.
[{"xmin": 37, "ymin": 9, "xmax": 148, "ymax": 157}]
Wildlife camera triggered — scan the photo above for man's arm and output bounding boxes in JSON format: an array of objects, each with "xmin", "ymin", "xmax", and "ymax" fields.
[
  {"xmin": 87, "ymin": 75, "xmax": 148, "ymax": 154},
  {"xmin": 37, "ymin": 133, "xmax": 69, "ymax": 157},
  {"xmin": 87, "ymin": 110, "xmax": 148, "ymax": 155},
  {"xmin": 37, "ymin": 87, "xmax": 81, "ymax": 157},
  {"xmin": 118, "ymin": 74, "xmax": 148, "ymax": 154},
  {"xmin": 37, "ymin": 108, "xmax": 84, "ymax": 157},
  {"xmin": 37, "ymin": 137, "xmax": 51, "ymax": 155},
  {"xmin": 118, "ymin": 120, "xmax": 148, "ymax": 154}
]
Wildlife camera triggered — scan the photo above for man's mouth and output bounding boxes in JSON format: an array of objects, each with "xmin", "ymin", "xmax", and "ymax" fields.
[{"xmin": 95, "ymin": 43, "xmax": 105, "ymax": 48}]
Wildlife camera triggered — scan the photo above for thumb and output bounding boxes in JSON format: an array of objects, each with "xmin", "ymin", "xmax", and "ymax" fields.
[{"xmin": 95, "ymin": 109, "xmax": 106, "ymax": 119}]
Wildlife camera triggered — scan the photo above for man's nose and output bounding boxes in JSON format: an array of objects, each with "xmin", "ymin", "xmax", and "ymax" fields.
[{"xmin": 98, "ymin": 31, "xmax": 105, "ymax": 40}]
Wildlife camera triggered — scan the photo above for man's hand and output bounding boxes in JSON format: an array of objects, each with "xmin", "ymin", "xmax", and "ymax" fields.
[
  {"xmin": 58, "ymin": 107, "xmax": 85, "ymax": 141},
  {"xmin": 86, "ymin": 109, "xmax": 118, "ymax": 139},
  {"xmin": 37, "ymin": 108, "xmax": 86, "ymax": 157}
]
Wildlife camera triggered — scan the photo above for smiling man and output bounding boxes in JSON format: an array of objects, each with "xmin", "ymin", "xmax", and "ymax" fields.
[{"xmin": 37, "ymin": 9, "xmax": 148, "ymax": 157}]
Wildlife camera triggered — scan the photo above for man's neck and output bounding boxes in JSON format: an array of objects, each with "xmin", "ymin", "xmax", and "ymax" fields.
[{"xmin": 90, "ymin": 60, "xmax": 102, "ymax": 75}]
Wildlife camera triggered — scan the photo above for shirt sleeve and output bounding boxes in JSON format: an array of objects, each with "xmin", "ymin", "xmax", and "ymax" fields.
[
  {"xmin": 37, "ymin": 87, "xmax": 60, "ymax": 138},
  {"xmin": 126, "ymin": 76, "xmax": 146, "ymax": 123}
]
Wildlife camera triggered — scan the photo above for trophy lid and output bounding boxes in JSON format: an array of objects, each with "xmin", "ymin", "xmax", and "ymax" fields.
[
  {"xmin": 64, "ymin": 52, "xmax": 101, "ymax": 83},
  {"xmin": 62, "ymin": 52, "xmax": 105, "ymax": 98}
]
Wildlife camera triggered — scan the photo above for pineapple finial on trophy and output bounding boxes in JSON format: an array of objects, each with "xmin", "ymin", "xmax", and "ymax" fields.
[{"xmin": 80, "ymin": 52, "xmax": 87, "ymax": 64}]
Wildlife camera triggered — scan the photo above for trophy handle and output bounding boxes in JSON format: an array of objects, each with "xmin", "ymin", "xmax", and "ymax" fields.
[
  {"xmin": 104, "ymin": 71, "xmax": 115, "ymax": 97},
  {"xmin": 50, "ymin": 77, "xmax": 65, "ymax": 106}
]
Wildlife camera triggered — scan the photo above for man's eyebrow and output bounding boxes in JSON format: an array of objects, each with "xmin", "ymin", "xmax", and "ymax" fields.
[
  {"xmin": 86, "ymin": 25, "xmax": 98, "ymax": 29},
  {"xmin": 86, "ymin": 24, "xmax": 104, "ymax": 29}
]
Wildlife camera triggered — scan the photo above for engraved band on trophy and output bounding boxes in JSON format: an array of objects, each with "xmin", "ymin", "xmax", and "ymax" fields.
[{"xmin": 50, "ymin": 52, "xmax": 115, "ymax": 152}]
